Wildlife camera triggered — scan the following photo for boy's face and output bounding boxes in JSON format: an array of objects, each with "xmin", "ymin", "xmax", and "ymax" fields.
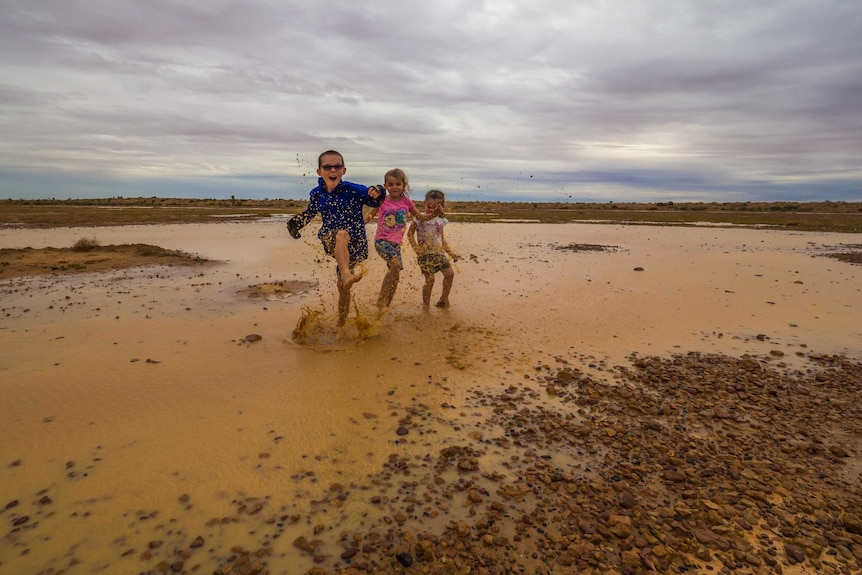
[{"xmin": 317, "ymin": 153, "xmax": 346, "ymax": 191}]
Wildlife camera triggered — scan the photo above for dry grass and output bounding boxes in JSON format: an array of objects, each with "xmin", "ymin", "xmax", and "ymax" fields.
[
  {"xmin": 2, "ymin": 198, "xmax": 862, "ymax": 232},
  {"xmin": 71, "ymin": 236, "xmax": 99, "ymax": 251}
]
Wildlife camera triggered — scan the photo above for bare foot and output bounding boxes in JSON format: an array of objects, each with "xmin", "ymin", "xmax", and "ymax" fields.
[
  {"xmin": 339, "ymin": 270, "xmax": 363, "ymax": 290},
  {"xmin": 334, "ymin": 325, "xmax": 347, "ymax": 341},
  {"xmin": 435, "ymin": 300, "xmax": 449, "ymax": 308}
]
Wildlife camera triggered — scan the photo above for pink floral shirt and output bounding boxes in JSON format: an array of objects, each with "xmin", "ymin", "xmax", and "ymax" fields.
[{"xmin": 373, "ymin": 196, "xmax": 415, "ymax": 244}]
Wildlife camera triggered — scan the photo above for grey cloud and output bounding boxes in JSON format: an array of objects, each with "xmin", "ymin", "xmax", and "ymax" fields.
[{"xmin": 1, "ymin": 0, "xmax": 860, "ymax": 201}]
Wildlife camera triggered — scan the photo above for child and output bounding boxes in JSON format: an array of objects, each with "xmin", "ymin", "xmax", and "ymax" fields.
[
  {"xmin": 407, "ymin": 189, "xmax": 459, "ymax": 308},
  {"xmin": 364, "ymin": 169, "xmax": 441, "ymax": 309},
  {"xmin": 286, "ymin": 150, "xmax": 386, "ymax": 326}
]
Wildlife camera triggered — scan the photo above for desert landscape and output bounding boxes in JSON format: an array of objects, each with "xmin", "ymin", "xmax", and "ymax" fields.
[{"xmin": 1, "ymin": 205, "xmax": 861, "ymax": 575}]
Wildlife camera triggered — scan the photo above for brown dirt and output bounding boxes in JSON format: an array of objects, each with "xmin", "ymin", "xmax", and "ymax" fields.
[
  {"xmin": 236, "ymin": 280, "xmax": 319, "ymax": 299},
  {"xmin": 826, "ymin": 252, "xmax": 862, "ymax": 265},
  {"xmin": 0, "ymin": 244, "xmax": 212, "ymax": 279}
]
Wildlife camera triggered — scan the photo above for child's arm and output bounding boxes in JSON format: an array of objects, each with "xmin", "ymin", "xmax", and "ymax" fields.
[
  {"xmin": 407, "ymin": 221, "xmax": 419, "ymax": 252},
  {"xmin": 364, "ymin": 207, "xmax": 379, "ymax": 224},
  {"xmin": 286, "ymin": 197, "xmax": 319, "ymax": 239},
  {"xmin": 367, "ymin": 184, "xmax": 386, "ymax": 207},
  {"xmin": 344, "ymin": 181, "xmax": 386, "ymax": 207},
  {"xmin": 409, "ymin": 205, "xmax": 441, "ymax": 222},
  {"xmin": 441, "ymin": 230, "xmax": 459, "ymax": 262}
]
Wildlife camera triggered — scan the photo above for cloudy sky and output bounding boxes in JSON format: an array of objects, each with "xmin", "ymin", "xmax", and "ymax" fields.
[{"xmin": 1, "ymin": 0, "xmax": 861, "ymax": 203}]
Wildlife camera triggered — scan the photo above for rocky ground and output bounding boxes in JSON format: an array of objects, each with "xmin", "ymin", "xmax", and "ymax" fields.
[
  {"xmin": 6, "ymin": 352, "xmax": 859, "ymax": 575},
  {"xmin": 825, "ymin": 245, "xmax": 862, "ymax": 265},
  {"xmin": 200, "ymin": 350, "xmax": 862, "ymax": 575}
]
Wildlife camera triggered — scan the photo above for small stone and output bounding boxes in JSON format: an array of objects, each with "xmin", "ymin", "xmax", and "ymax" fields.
[
  {"xmin": 620, "ymin": 492, "xmax": 637, "ymax": 509},
  {"xmin": 396, "ymin": 552, "xmax": 413, "ymax": 567},
  {"xmin": 843, "ymin": 514, "xmax": 862, "ymax": 535},
  {"xmin": 831, "ymin": 445, "xmax": 850, "ymax": 458},
  {"xmin": 621, "ymin": 549, "xmax": 642, "ymax": 570},
  {"xmin": 785, "ymin": 543, "xmax": 805, "ymax": 564},
  {"xmin": 245, "ymin": 334, "xmax": 263, "ymax": 343},
  {"xmin": 396, "ymin": 426, "xmax": 409, "ymax": 436},
  {"xmin": 247, "ymin": 502, "xmax": 263, "ymax": 514},
  {"xmin": 609, "ymin": 515, "xmax": 633, "ymax": 538}
]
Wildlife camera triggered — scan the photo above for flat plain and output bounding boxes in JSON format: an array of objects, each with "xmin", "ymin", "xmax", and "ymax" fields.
[{"xmin": 1, "ymin": 201, "xmax": 861, "ymax": 575}]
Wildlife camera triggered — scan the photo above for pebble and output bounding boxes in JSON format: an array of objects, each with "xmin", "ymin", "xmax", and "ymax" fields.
[
  {"xmin": 282, "ymin": 350, "xmax": 862, "ymax": 575},
  {"xmin": 17, "ymin": 348, "xmax": 852, "ymax": 575}
]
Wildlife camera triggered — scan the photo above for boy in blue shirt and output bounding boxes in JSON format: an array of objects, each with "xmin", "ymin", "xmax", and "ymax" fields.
[{"xmin": 286, "ymin": 150, "xmax": 385, "ymax": 326}]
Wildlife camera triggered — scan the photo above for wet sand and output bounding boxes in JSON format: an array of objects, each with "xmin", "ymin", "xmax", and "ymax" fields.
[{"xmin": 1, "ymin": 221, "xmax": 861, "ymax": 574}]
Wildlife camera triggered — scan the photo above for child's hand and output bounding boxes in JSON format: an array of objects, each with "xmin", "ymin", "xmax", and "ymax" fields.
[{"xmin": 286, "ymin": 217, "xmax": 302, "ymax": 239}]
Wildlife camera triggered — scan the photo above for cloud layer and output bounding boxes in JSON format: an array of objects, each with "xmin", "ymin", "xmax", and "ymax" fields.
[{"xmin": 2, "ymin": 0, "xmax": 861, "ymax": 201}]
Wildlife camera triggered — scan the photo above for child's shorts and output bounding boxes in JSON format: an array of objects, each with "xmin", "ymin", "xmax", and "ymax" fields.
[
  {"xmin": 321, "ymin": 229, "xmax": 358, "ymax": 274},
  {"xmin": 417, "ymin": 253, "xmax": 450, "ymax": 275},
  {"xmin": 321, "ymin": 229, "xmax": 339, "ymax": 257},
  {"xmin": 374, "ymin": 239, "xmax": 403, "ymax": 268}
]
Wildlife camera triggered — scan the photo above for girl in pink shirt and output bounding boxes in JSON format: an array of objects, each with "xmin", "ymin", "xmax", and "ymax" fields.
[{"xmin": 365, "ymin": 169, "xmax": 440, "ymax": 309}]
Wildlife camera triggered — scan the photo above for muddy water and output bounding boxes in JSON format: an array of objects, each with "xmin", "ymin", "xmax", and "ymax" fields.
[{"xmin": 1, "ymin": 221, "xmax": 860, "ymax": 573}]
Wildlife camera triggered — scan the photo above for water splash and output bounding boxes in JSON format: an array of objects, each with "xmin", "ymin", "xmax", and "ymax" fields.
[{"xmin": 292, "ymin": 298, "xmax": 382, "ymax": 350}]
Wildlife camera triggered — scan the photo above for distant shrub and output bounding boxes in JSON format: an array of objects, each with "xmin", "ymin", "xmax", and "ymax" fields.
[
  {"xmin": 71, "ymin": 237, "xmax": 99, "ymax": 251},
  {"xmin": 136, "ymin": 244, "xmax": 166, "ymax": 256}
]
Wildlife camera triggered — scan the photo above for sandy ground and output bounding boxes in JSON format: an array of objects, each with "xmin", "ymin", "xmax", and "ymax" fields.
[{"xmin": 1, "ymin": 220, "xmax": 861, "ymax": 574}]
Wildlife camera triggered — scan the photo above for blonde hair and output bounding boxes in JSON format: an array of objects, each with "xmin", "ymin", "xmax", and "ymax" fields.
[{"xmin": 384, "ymin": 168, "xmax": 410, "ymax": 196}]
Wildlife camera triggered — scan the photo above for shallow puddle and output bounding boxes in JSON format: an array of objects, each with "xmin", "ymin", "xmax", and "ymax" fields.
[{"xmin": 2, "ymin": 221, "xmax": 860, "ymax": 573}]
